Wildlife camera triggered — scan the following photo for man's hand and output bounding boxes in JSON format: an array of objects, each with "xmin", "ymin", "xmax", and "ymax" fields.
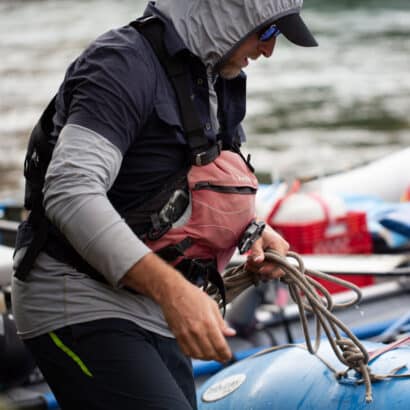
[
  {"xmin": 121, "ymin": 253, "xmax": 236, "ymax": 362},
  {"xmin": 246, "ymin": 222, "xmax": 289, "ymax": 280},
  {"xmin": 161, "ymin": 281, "xmax": 236, "ymax": 362}
]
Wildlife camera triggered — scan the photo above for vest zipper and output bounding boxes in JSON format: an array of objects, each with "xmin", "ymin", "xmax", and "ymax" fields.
[{"xmin": 193, "ymin": 182, "xmax": 256, "ymax": 194}]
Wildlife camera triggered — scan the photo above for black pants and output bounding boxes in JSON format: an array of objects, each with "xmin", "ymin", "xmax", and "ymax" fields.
[{"xmin": 24, "ymin": 319, "xmax": 197, "ymax": 410}]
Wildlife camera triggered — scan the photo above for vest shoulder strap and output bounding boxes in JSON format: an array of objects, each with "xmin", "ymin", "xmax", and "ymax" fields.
[{"xmin": 130, "ymin": 17, "xmax": 221, "ymax": 166}]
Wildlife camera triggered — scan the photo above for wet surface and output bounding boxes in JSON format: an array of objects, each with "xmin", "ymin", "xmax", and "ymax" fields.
[{"xmin": 0, "ymin": 0, "xmax": 409, "ymax": 201}]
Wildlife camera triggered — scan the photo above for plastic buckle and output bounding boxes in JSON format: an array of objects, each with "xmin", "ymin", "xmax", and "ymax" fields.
[
  {"xmin": 147, "ymin": 222, "xmax": 172, "ymax": 241},
  {"xmin": 187, "ymin": 259, "xmax": 211, "ymax": 288},
  {"xmin": 194, "ymin": 151, "xmax": 207, "ymax": 166},
  {"xmin": 194, "ymin": 141, "xmax": 222, "ymax": 166},
  {"xmin": 238, "ymin": 220, "xmax": 266, "ymax": 254}
]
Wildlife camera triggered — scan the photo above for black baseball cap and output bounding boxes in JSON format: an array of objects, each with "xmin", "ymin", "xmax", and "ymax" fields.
[{"xmin": 274, "ymin": 13, "xmax": 318, "ymax": 47}]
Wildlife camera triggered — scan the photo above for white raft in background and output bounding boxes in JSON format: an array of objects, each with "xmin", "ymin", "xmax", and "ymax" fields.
[{"xmin": 300, "ymin": 147, "xmax": 410, "ymax": 202}]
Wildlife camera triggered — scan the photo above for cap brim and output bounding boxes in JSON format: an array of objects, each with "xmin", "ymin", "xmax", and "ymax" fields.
[{"xmin": 275, "ymin": 13, "xmax": 318, "ymax": 47}]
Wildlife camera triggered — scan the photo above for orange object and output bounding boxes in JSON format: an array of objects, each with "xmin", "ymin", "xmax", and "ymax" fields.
[{"xmin": 401, "ymin": 186, "xmax": 410, "ymax": 202}]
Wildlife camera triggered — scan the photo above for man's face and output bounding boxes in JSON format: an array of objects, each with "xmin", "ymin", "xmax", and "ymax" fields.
[{"xmin": 218, "ymin": 32, "xmax": 277, "ymax": 79}]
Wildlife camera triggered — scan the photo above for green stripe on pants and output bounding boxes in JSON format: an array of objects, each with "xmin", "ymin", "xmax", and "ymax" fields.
[{"xmin": 49, "ymin": 331, "xmax": 93, "ymax": 378}]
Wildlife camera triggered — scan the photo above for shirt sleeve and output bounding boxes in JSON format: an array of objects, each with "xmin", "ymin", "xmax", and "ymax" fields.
[
  {"xmin": 43, "ymin": 124, "xmax": 151, "ymax": 287},
  {"xmin": 63, "ymin": 31, "xmax": 156, "ymax": 154}
]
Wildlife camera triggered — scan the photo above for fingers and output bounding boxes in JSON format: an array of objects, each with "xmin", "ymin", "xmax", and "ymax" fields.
[
  {"xmin": 249, "ymin": 225, "xmax": 289, "ymax": 260},
  {"xmin": 178, "ymin": 315, "xmax": 234, "ymax": 362},
  {"xmin": 249, "ymin": 237, "xmax": 265, "ymax": 263},
  {"xmin": 246, "ymin": 223, "xmax": 290, "ymax": 280},
  {"xmin": 246, "ymin": 257, "xmax": 285, "ymax": 280},
  {"xmin": 206, "ymin": 304, "xmax": 236, "ymax": 362},
  {"xmin": 262, "ymin": 225, "xmax": 290, "ymax": 256},
  {"xmin": 129, "ymin": 254, "xmax": 234, "ymax": 363},
  {"xmin": 163, "ymin": 284, "xmax": 234, "ymax": 362},
  {"xmin": 258, "ymin": 265, "xmax": 284, "ymax": 280}
]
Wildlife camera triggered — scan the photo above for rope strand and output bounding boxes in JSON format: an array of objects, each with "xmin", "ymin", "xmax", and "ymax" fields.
[{"xmin": 208, "ymin": 251, "xmax": 378, "ymax": 401}]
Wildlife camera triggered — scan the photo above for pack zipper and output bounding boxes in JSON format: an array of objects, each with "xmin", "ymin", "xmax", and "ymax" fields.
[{"xmin": 193, "ymin": 182, "xmax": 256, "ymax": 194}]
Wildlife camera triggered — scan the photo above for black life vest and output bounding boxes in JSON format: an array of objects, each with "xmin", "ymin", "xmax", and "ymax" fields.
[
  {"xmin": 15, "ymin": 17, "xmax": 222, "ymax": 281},
  {"xmin": 14, "ymin": 18, "xmax": 256, "ymax": 309}
]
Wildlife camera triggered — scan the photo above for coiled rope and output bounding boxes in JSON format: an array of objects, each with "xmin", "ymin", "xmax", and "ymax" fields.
[{"xmin": 206, "ymin": 250, "xmax": 380, "ymax": 402}]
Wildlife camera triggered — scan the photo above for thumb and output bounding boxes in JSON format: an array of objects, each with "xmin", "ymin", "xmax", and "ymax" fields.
[
  {"xmin": 250, "ymin": 239, "xmax": 264, "ymax": 263},
  {"xmin": 222, "ymin": 322, "xmax": 237, "ymax": 337}
]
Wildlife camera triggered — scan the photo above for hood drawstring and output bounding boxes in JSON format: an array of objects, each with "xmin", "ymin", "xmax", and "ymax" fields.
[{"xmin": 207, "ymin": 68, "xmax": 220, "ymax": 133}]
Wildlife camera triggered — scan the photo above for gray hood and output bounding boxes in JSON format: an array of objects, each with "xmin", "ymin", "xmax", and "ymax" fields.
[{"xmin": 155, "ymin": 0, "xmax": 305, "ymax": 70}]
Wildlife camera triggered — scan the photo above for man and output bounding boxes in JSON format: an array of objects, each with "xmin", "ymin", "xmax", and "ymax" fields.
[{"xmin": 11, "ymin": 0, "xmax": 317, "ymax": 409}]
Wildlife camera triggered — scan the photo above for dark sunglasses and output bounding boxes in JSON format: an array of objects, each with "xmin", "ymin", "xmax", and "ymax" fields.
[{"xmin": 259, "ymin": 25, "xmax": 281, "ymax": 42}]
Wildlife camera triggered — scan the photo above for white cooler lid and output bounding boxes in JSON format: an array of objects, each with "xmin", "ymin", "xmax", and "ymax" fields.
[{"xmin": 0, "ymin": 245, "xmax": 13, "ymax": 287}]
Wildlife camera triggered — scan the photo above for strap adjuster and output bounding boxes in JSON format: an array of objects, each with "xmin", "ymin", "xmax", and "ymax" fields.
[
  {"xmin": 179, "ymin": 258, "xmax": 215, "ymax": 288},
  {"xmin": 194, "ymin": 151, "xmax": 209, "ymax": 166},
  {"xmin": 194, "ymin": 141, "xmax": 222, "ymax": 166}
]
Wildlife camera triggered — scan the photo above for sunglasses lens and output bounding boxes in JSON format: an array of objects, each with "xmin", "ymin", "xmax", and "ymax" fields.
[{"xmin": 260, "ymin": 25, "xmax": 280, "ymax": 41}]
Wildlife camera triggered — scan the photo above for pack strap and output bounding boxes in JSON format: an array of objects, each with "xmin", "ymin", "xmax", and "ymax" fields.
[
  {"xmin": 194, "ymin": 140, "xmax": 222, "ymax": 166},
  {"xmin": 15, "ymin": 95, "xmax": 59, "ymax": 280},
  {"xmin": 131, "ymin": 17, "xmax": 221, "ymax": 166},
  {"xmin": 155, "ymin": 237, "xmax": 193, "ymax": 261},
  {"xmin": 176, "ymin": 258, "xmax": 227, "ymax": 314},
  {"xmin": 14, "ymin": 215, "xmax": 49, "ymax": 281},
  {"xmin": 24, "ymin": 96, "xmax": 56, "ymax": 176},
  {"xmin": 156, "ymin": 238, "xmax": 227, "ymax": 312}
]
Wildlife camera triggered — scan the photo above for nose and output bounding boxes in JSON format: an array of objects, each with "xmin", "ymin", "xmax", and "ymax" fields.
[{"xmin": 258, "ymin": 37, "xmax": 276, "ymax": 58}]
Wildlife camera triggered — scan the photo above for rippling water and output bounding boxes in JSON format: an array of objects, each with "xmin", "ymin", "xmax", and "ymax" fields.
[{"xmin": 1, "ymin": 0, "xmax": 409, "ymax": 200}]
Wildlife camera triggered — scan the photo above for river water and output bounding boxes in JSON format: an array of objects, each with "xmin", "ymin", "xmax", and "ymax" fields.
[{"xmin": 1, "ymin": 0, "xmax": 409, "ymax": 201}]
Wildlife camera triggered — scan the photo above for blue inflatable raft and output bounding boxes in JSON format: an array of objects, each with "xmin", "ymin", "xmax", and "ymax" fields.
[{"xmin": 197, "ymin": 340, "xmax": 410, "ymax": 410}]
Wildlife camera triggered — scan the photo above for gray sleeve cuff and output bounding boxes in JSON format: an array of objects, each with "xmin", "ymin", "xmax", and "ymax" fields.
[{"xmin": 43, "ymin": 124, "xmax": 151, "ymax": 286}]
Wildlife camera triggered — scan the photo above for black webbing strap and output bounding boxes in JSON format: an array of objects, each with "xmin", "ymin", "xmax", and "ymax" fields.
[
  {"xmin": 155, "ymin": 237, "xmax": 193, "ymax": 261},
  {"xmin": 14, "ymin": 215, "xmax": 48, "ymax": 281},
  {"xmin": 176, "ymin": 258, "xmax": 227, "ymax": 315},
  {"xmin": 39, "ymin": 96, "xmax": 57, "ymax": 140},
  {"xmin": 28, "ymin": 97, "xmax": 56, "ymax": 164},
  {"xmin": 157, "ymin": 238, "xmax": 227, "ymax": 313},
  {"xmin": 131, "ymin": 17, "xmax": 221, "ymax": 166},
  {"xmin": 15, "ymin": 96, "xmax": 57, "ymax": 281},
  {"xmin": 207, "ymin": 266, "xmax": 227, "ymax": 314}
]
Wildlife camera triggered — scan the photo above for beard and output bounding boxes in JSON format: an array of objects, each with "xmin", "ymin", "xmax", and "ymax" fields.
[{"xmin": 218, "ymin": 61, "xmax": 242, "ymax": 80}]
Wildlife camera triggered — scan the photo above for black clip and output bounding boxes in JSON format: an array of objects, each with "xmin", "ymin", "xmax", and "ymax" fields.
[
  {"xmin": 238, "ymin": 220, "xmax": 266, "ymax": 254},
  {"xmin": 147, "ymin": 189, "xmax": 189, "ymax": 241}
]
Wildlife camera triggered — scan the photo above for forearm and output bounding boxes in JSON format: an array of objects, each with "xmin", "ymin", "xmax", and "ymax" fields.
[
  {"xmin": 43, "ymin": 124, "xmax": 151, "ymax": 286},
  {"xmin": 122, "ymin": 252, "xmax": 235, "ymax": 362},
  {"xmin": 121, "ymin": 252, "xmax": 191, "ymax": 303}
]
